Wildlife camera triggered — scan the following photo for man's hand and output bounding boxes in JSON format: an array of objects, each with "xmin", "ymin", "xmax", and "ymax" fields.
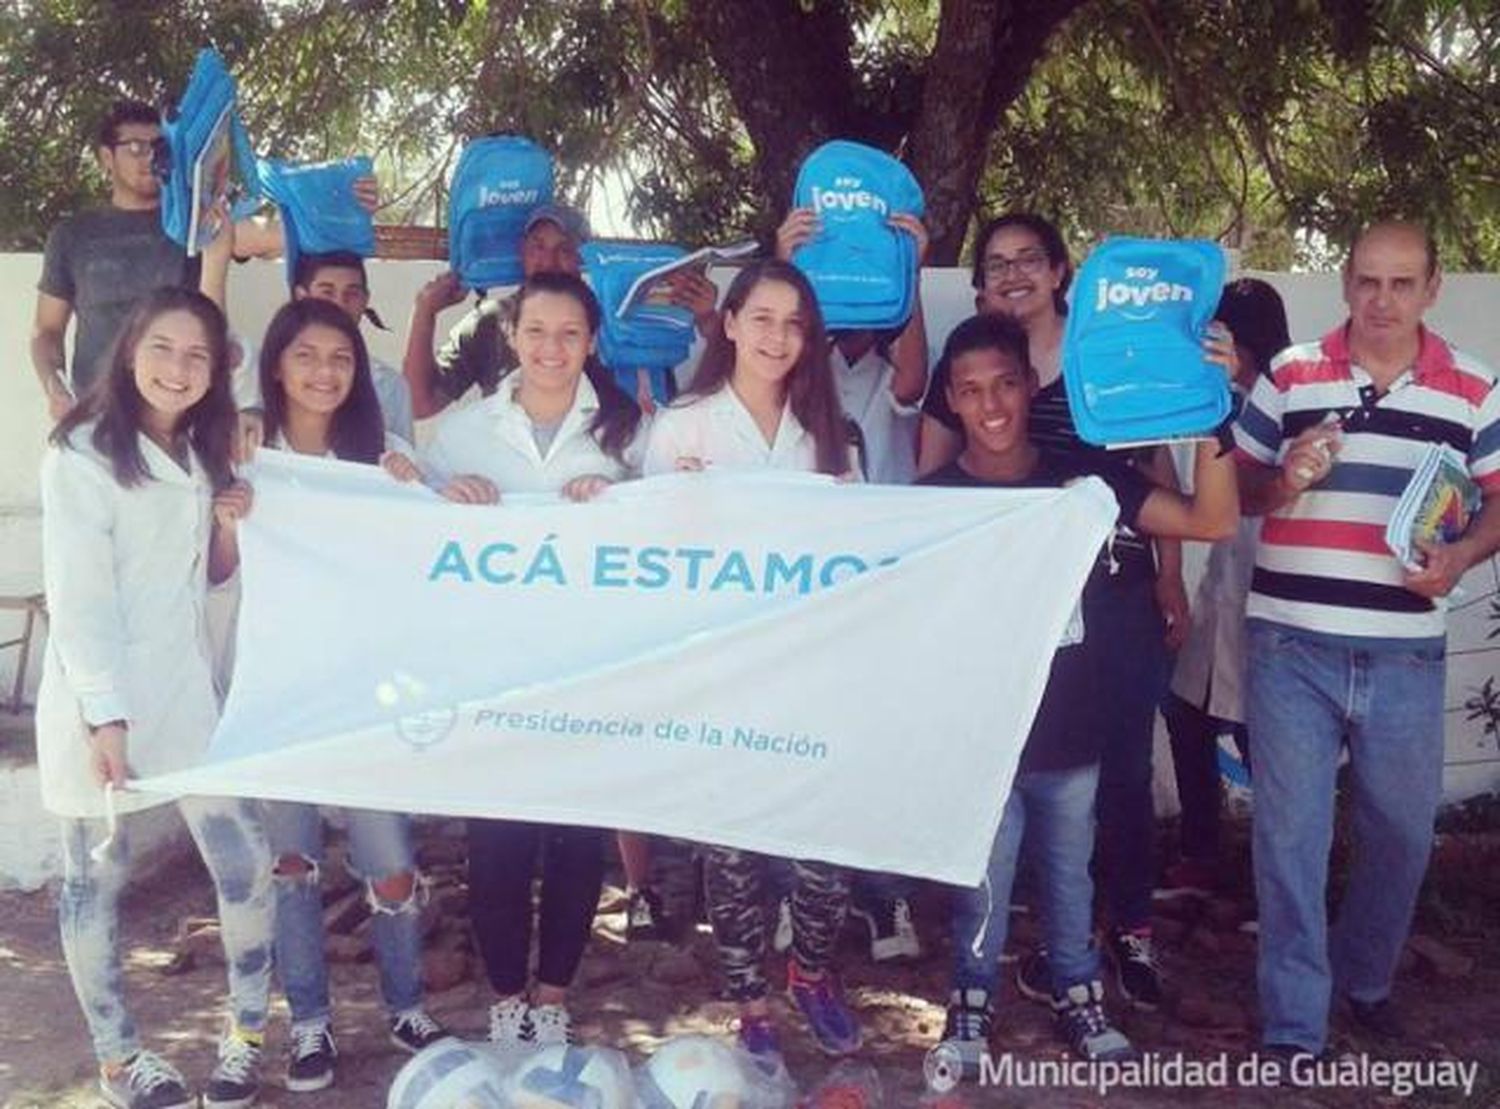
[
  {"xmin": 775, "ymin": 208, "xmax": 819, "ymax": 261},
  {"xmin": 415, "ymin": 270, "xmax": 467, "ymax": 315},
  {"xmin": 353, "ymin": 175, "xmax": 380, "ymax": 214},
  {"xmin": 45, "ymin": 376, "xmax": 73, "ymax": 423},
  {"xmin": 1281, "ymin": 420, "xmax": 1341, "ymax": 493},
  {"xmin": 1403, "ymin": 538, "xmax": 1470, "ymax": 599},
  {"xmin": 665, "ymin": 267, "xmax": 719, "ymax": 335},
  {"xmin": 888, "ymin": 212, "xmax": 930, "ymax": 266},
  {"xmin": 87, "ymin": 723, "xmax": 130, "ymax": 789},
  {"xmin": 1155, "ymin": 574, "xmax": 1191, "ymax": 650}
]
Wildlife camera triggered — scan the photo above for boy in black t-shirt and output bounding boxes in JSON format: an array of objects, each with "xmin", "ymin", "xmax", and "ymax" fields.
[{"xmin": 921, "ymin": 314, "xmax": 1238, "ymax": 1071}]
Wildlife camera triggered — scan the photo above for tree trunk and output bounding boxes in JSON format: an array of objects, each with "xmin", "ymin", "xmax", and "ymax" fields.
[
  {"xmin": 686, "ymin": 0, "xmax": 862, "ymax": 240},
  {"xmin": 910, "ymin": 0, "xmax": 1090, "ymax": 263}
]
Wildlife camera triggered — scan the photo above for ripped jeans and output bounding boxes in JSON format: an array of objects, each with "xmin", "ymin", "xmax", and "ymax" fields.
[
  {"xmin": 60, "ymin": 796, "xmax": 274, "ymax": 1065},
  {"xmin": 263, "ymin": 803, "xmax": 423, "ymax": 1024}
]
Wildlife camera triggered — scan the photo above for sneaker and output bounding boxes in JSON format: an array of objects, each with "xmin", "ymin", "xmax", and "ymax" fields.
[
  {"xmin": 529, "ymin": 1003, "xmax": 575, "ymax": 1046},
  {"xmin": 1109, "ymin": 928, "xmax": 1164, "ymax": 1011},
  {"xmin": 849, "ymin": 897, "xmax": 922, "ymax": 962},
  {"xmin": 1052, "ymin": 981, "xmax": 1137, "ymax": 1062},
  {"xmin": 1348, "ymin": 996, "xmax": 1406, "ymax": 1041},
  {"xmin": 627, "ymin": 886, "xmax": 675, "ymax": 943},
  {"xmin": 202, "ymin": 1027, "xmax": 263, "ymax": 1109},
  {"xmin": 939, "ymin": 987, "xmax": 993, "ymax": 1076},
  {"xmin": 389, "ymin": 1008, "xmax": 448, "ymax": 1054},
  {"xmin": 787, "ymin": 961, "xmax": 862, "ymax": 1056},
  {"xmin": 1153, "ymin": 859, "xmax": 1216, "ymax": 902},
  {"xmin": 1014, "ymin": 947, "xmax": 1052, "ymax": 1006},
  {"xmin": 99, "ymin": 1051, "xmax": 192, "ymax": 1109},
  {"xmin": 487, "ymin": 997, "xmax": 535, "ymax": 1048},
  {"xmin": 737, "ymin": 1013, "xmax": 782, "ymax": 1059},
  {"xmin": 772, "ymin": 895, "xmax": 794, "ymax": 955},
  {"xmin": 284, "ymin": 1021, "xmax": 336, "ymax": 1094}
]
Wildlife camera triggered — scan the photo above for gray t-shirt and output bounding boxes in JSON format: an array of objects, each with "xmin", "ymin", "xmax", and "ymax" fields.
[{"xmin": 38, "ymin": 207, "xmax": 197, "ymax": 393}]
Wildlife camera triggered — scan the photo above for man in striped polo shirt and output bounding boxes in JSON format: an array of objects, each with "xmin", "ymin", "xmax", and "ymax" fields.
[{"xmin": 1234, "ymin": 221, "xmax": 1500, "ymax": 1057}]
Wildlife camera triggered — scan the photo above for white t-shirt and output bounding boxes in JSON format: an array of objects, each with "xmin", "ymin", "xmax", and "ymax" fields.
[
  {"xmin": 420, "ymin": 374, "xmax": 645, "ymax": 493},
  {"xmin": 832, "ymin": 346, "xmax": 919, "ymax": 484},
  {"xmin": 642, "ymin": 386, "xmax": 820, "ymax": 476}
]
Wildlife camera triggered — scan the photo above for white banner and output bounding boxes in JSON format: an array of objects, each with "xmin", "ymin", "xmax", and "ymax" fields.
[{"xmin": 141, "ymin": 452, "xmax": 1117, "ymax": 885}]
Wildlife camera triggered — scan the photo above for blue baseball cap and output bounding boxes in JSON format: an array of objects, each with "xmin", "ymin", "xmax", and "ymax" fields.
[{"xmin": 524, "ymin": 203, "xmax": 591, "ymax": 244}]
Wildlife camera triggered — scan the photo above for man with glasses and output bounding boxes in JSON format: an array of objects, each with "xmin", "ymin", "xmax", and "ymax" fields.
[{"xmin": 31, "ymin": 101, "xmax": 203, "ymax": 418}]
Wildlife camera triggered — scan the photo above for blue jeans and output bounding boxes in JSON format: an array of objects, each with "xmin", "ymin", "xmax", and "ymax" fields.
[
  {"xmin": 264, "ymin": 803, "xmax": 424, "ymax": 1024},
  {"xmin": 952, "ymin": 764, "xmax": 1101, "ymax": 996},
  {"xmin": 1246, "ymin": 621, "xmax": 1445, "ymax": 1053},
  {"xmin": 60, "ymin": 797, "xmax": 274, "ymax": 1064}
]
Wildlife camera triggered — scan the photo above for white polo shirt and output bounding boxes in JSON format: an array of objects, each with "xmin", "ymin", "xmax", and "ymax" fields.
[
  {"xmin": 420, "ymin": 373, "xmax": 645, "ymax": 493},
  {"xmin": 642, "ymin": 385, "xmax": 819, "ymax": 476}
]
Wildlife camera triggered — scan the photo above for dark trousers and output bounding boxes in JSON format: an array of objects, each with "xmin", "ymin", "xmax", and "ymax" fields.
[
  {"xmin": 467, "ymin": 817, "xmax": 605, "ymax": 994},
  {"xmin": 1162, "ymin": 692, "xmax": 1250, "ymax": 862},
  {"xmin": 1094, "ymin": 576, "xmax": 1170, "ymax": 930}
]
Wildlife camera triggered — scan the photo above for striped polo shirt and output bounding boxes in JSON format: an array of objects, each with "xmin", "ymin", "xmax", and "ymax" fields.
[{"xmin": 1234, "ymin": 324, "xmax": 1500, "ymax": 640}]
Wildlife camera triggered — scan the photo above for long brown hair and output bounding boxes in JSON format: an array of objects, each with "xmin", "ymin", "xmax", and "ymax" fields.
[
  {"xmin": 52, "ymin": 286, "xmax": 236, "ymax": 490},
  {"xmin": 683, "ymin": 259, "xmax": 848, "ymax": 475},
  {"xmin": 259, "ymin": 298, "xmax": 385, "ymax": 464},
  {"xmin": 513, "ymin": 272, "xmax": 643, "ymax": 464}
]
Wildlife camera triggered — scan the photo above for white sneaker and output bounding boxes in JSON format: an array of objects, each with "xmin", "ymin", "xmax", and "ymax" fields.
[
  {"xmin": 850, "ymin": 897, "xmax": 922, "ymax": 962},
  {"xmin": 529, "ymin": 1003, "xmax": 574, "ymax": 1046},
  {"xmin": 487, "ymin": 997, "xmax": 534, "ymax": 1048},
  {"xmin": 772, "ymin": 896, "xmax": 794, "ymax": 955}
]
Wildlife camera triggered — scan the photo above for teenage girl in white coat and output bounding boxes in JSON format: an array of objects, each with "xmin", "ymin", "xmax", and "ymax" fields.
[
  {"xmin": 225, "ymin": 298, "xmax": 446, "ymax": 1093},
  {"xmin": 38, "ymin": 286, "xmax": 274, "ymax": 1109},
  {"xmin": 419, "ymin": 271, "xmax": 646, "ymax": 1048},
  {"xmin": 643, "ymin": 258, "xmax": 862, "ymax": 1060}
]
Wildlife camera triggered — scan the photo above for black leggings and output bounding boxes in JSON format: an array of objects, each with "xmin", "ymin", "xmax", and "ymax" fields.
[{"xmin": 467, "ymin": 818, "xmax": 605, "ymax": 995}]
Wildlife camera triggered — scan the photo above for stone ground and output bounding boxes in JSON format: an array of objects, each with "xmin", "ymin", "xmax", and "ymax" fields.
[{"xmin": 1, "ymin": 811, "xmax": 1497, "ymax": 1108}]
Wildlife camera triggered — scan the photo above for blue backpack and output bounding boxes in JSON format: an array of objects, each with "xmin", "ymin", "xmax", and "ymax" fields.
[
  {"xmin": 447, "ymin": 136, "xmax": 553, "ymax": 291},
  {"xmin": 260, "ymin": 156, "xmax": 376, "ymax": 286},
  {"xmin": 1062, "ymin": 236, "xmax": 1229, "ymax": 447},
  {"xmin": 583, "ymin": 242, "xmax": 696, "ymax": 402},
  {"xmin": 158, "ymin": 49, "xmax": 260, "ymax": 253},
  {"xmin": 791, "ymin": 140, "xmax": 924, "ymax": 331}
]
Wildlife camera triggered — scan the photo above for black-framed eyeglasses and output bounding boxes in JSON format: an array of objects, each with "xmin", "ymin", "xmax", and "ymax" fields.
[
  {"xmin": 981, "ymin": 251, "xmax": 1051, "ymax": 281},
  {"xmin": 110, "ymin": 138, "xmax": 155, "ymax": 158}
]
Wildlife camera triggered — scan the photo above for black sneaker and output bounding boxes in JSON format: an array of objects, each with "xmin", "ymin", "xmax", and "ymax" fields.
[
  {"xmin": 1014, "ymin": 947, "xmax": 1052, "ymax": 1005},
  {"xmin": 389, "ymin": 1008, "xmax": 448, "ymax": 1053},
  {"xmin": 1052, "ymin": 980, "xmax": 1137, "ymax": 1062},
  {"xmin": 627, "ymin": 886, "xmax": 675, "ymax": 943},
  {"xmin": 202, "ymin": 1028, "xmax": 263, "ymax": 1109},
  {"xmin": 1109, "ymin": 928, "xmax": 1164, "ymax": 1011},
  {"xmin": 849, "ymin": 896, "xmax": 922, "ymax": 962},
  {"xmin": 939, "ymin": 987, "xmax": 993, "ymax": 1076},
  {"xmin": 285, "ymin": 1021, "xmax": 336, "ymax": 1094},
  {"xmin": 1348, "ymin": 996, "xmax": 1406, "ymax": 1041},
  {"xmin": 99, "ymin": 1051, "xmax": 192, "ymax": 1109}
]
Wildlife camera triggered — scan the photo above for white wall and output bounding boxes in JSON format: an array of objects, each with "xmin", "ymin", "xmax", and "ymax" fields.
[{"xmin": 2, "ymin": 256, "xmax": 1498, "ymax": 798}]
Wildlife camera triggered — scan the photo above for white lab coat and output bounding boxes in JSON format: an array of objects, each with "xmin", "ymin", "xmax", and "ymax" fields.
[
  {"xmin": 35, "ymin": 426, "xmax": 221, "ymax": 818},
  {"xmin": 420, "ymin": 374, "xmax": 645, "ymax": 492},
  {"xmin": 642, "ymin": 386, "xmax": 821, "ymax": 475}
]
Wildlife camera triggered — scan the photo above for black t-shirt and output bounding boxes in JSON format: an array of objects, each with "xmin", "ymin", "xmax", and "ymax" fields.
[
  {"xmin": 927, "ymin": 374, "xmax": 1157, "ymax": 584},
  {"xmin": 921, "ymin": 450, "xmax": 1152, "ymax": 773},
  {"xmin": 435, "ymin": 294, "xmax": 520, "ymax": 402},
  {"xmin": 38, "ymin": 207, "xmax": 198, "ymax": 392}
]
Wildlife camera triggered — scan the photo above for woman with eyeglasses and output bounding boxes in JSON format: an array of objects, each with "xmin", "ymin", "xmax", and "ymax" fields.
[
  {"xmin": 918, "ymin": 213, "xmax": 1076, "ymax": 473},
  {"xmin": 920, "ymin": 212, "xmax": 1202, "ymax": 1017}
]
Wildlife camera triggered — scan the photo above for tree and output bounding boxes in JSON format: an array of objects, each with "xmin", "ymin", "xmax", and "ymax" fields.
[{"xmin": 2, "ymin": 0, "xmax": 1496, "ymax": 271}]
